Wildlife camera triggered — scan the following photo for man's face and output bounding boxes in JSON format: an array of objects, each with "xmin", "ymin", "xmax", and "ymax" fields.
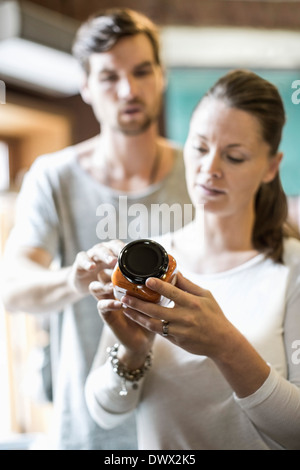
[{"xmin": 82, "ymin": 34, "xmax": 165, "ymax": 136}]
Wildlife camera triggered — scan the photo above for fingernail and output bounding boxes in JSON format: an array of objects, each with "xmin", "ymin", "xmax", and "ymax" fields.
[
  {"xmin": 146, "ymin": 277, "xmax": 156, "ymax": 287},
  {"xmin": 121, "ymin": 296, "xmax": 130, "ymax": 306},
  {"xmin": 89, "ymin": 281, "xmax": 101, "ymax": 291}
]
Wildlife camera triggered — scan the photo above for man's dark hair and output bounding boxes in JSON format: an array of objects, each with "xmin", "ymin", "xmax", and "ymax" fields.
[{"xmin": 72, "ymin": 8, "xmax": 161, "ymax": 73}]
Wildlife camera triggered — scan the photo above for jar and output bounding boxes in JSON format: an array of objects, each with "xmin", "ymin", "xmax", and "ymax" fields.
[{"xmin": 111, "ymin": 239, "xmax": 177, "ymax": 305}]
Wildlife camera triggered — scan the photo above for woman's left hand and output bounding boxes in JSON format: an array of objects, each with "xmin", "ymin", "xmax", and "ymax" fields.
[{"xmin": 121, "ymin": 272, "xmax": 234, "ymax": 360}]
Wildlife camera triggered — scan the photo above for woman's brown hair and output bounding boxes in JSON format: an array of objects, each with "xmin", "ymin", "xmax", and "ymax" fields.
[{"xmin": 198, "ymin": 69, "xmax": 297, "ymax": 262}]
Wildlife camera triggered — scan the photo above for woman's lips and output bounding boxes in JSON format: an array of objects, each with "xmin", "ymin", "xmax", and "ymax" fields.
[{"xmin": 198, "ymin": 184, "xmax": 226, "ymax": 196}]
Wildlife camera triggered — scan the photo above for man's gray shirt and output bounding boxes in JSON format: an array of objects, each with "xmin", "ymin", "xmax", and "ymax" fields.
[{"xmin": 6, "ymin": 145, "xmax": 193, "ymax": 449}]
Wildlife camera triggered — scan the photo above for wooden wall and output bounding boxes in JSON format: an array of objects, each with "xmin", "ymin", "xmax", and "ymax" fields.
[{"xmin": 26, "ymin": 0, "xmax": 300, "ymax": 29}]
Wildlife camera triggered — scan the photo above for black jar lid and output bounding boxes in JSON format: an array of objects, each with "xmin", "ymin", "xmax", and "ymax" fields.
[{"xmin": 118, "ymin": 239, "xmax": 169, "ymax": 284}]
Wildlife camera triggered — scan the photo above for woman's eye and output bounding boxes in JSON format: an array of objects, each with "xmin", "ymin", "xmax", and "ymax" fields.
[{"xmin": 227, "ymin": 155, "xmax": 244, "ymax": 164}]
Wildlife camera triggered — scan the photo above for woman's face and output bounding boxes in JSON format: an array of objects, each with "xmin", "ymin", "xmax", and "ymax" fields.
[{"xmin": 184, "ymin": 98, "xmax": 282, "ymax": 217}]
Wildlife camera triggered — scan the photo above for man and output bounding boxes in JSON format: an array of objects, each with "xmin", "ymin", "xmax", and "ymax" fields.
[{"xmin": 2, "ymin": 8, "xmax": 192, "ymax": 450}]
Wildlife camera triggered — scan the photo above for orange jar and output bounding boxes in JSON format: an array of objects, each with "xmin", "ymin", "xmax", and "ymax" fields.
[{"xmin": 111, "ymin": 239, "xmax": 177, "ymax": 305}]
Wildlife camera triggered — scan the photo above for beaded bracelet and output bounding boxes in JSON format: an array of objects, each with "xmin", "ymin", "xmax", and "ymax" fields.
[{"xmin": 107, "ymin": 343, "xmax": 153, "ymax": 396}]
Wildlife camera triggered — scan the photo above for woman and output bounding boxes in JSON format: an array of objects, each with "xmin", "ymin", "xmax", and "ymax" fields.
[{"xmin": 85, "ymin": 70, "xmax": 300, "ymax": 450}]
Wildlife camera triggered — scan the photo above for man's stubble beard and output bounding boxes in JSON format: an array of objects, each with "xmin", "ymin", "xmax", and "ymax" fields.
[
  {"xmin": 116, "ymin": 116, "xmax": 157, "ymax": 136},
  {"xmin": 115, "ymin": 98, "xmax": 162, "ymax": 136}
]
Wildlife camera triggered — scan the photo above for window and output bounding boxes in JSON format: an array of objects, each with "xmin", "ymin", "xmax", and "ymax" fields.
[{"xmin": 165, "ymin": 68, "xmax": 300, "ymax": 197}]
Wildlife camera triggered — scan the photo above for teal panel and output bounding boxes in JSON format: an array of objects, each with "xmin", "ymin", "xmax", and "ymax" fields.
[{"xmin": 165, "ymin": 68, "xmax": 300, "ymax": 196}]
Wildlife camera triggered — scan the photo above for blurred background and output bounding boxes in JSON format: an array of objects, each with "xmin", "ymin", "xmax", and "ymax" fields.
[{"xmin": 0, "ymin": 0, "xmax": 299, "ymax": 449}]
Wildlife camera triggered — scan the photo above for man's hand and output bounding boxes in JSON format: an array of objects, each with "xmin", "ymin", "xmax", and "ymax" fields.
[{"xmin": 68, "ymin": 240, "xmax": 125, "ymax": 296}]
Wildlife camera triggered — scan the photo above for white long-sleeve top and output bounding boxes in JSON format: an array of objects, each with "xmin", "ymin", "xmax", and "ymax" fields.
[{"xmin": 85, "ymin": 237, "xmax": 300, "ymax": 450}]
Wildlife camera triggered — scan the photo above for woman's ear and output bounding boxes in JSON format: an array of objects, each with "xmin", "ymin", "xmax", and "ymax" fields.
[{"xmin": 263, "ymin": 152, "xmax": 283, "ymax": 184}]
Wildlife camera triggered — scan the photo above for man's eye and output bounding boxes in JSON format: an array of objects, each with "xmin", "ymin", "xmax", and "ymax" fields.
[
  {"xmin": 135, "ymin": 68, "xmax": 153, "ymax": 77},
  {"xmin": 100, "ymin": 75, "xmax": 118, "ymax": 82},
  {"xmin": 192, "ymin": 146, "xmax": 207, "ymax": 153}
]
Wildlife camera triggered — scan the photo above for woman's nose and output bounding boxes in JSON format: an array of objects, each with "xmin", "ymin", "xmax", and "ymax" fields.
[{"xmin": 203, "ymin": 152, "xmax": 223, "ymax": 178}]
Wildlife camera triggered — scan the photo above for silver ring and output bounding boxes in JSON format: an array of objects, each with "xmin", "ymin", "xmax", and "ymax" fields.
[{"xmin": 162, "ymin": 320, "xmax": 169, "ymax": 337}]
